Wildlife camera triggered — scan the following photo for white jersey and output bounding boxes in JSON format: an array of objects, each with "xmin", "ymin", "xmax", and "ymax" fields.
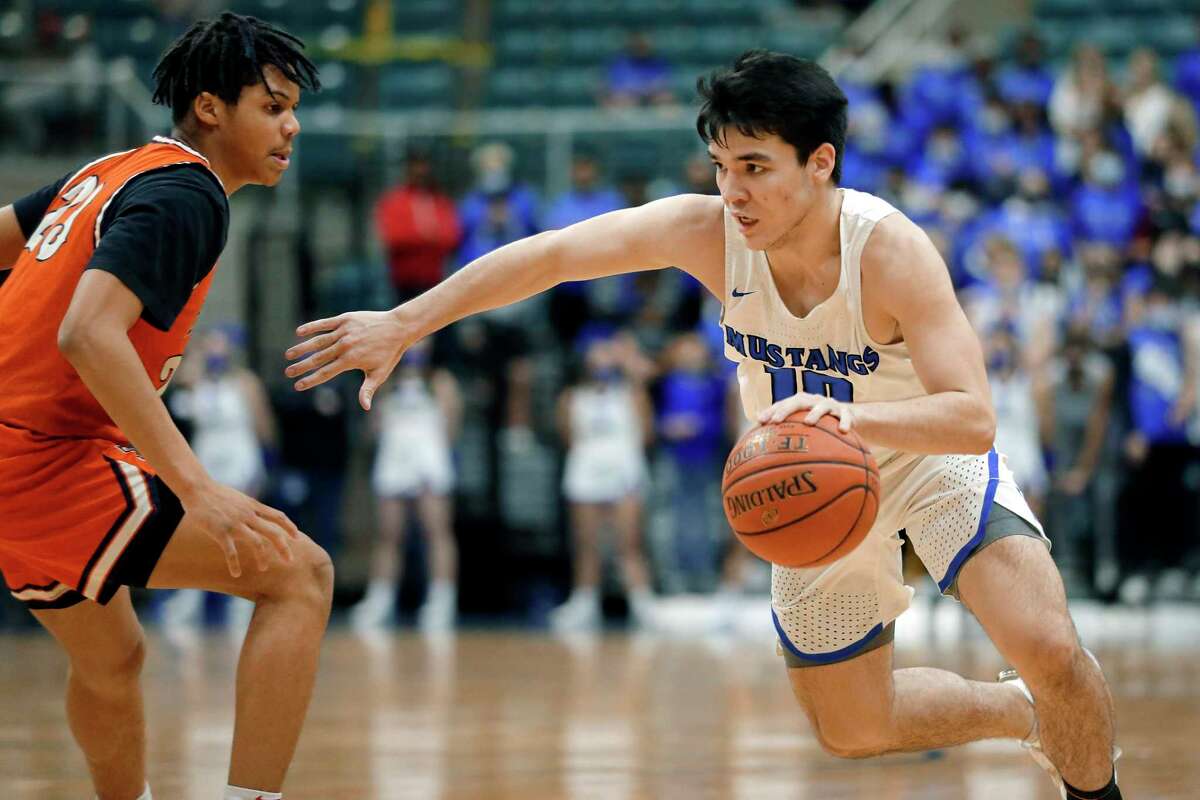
[
  {"xmin": 721, "ymin": 188, "xmax": 924, "ymax": 481},
  {"xmin": 189, "ymin": 374, "xmax": 264, "ymax": 493},
  {"xmin": 719, "ymin": 188, "xmax": 1047, "ymax": 660},
  {"xmin": 563, "ymin": 382, "xmax": 646, "ymax": 503},
  {"xmin": 373, "ymin": 371, "xmax": 454, "ymax": 496}
]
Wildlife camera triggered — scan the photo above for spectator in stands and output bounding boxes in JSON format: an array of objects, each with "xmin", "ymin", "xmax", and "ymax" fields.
[
  {"xmin": 1050, "ymin": 44, "xmax": 1113, "ymax": 137},
  {"xmin": 998, "ymin": 31, "xmax": 1055, "ymax": 108},
  {"xmin": 544, "ymin": 150, "xmax": 624, "ymax": 230},
  {"xmin": 963, "ymin": 236, "xmax": 1060, "ymax": 366},
  {"xmin": 457, "ymin": 141, "xmax": 539, "ymax": 265},
  {"xmin": 1070, "ymin": 149, "xmax": 1141, "ymax": 249},
  {"xmin": 602, "ymin": 33, "xmax": 675, "ymax": 108},
  {"xmin": 985, "ymin": 323, "xmax": 1048, "ymax": 516},
  {"xmin": 374, "ymin": 150, "xmax": 462, "ymax": 302},
  {"xmin": 1041, "ymin": 325, "xmax": 1115, "ymax": 595},
  {"xmin": 551, "ymin": 336, "xmax": 656, "ymax": 630},
  {"xmin": 681, "ymin": 152, "xmax": 718, "ymax": 196},
  {"xmin": 655, "ymin": 332, "xmax": 727, "ymax": 590},
  {"xmin": 1117, "ymin": 274, "xmax": 1198, "ymax": 603},
  {"xmin": 1172, "ymin": 19, "xmax": 1200, "ymax": 114},
  {"xmin": 1122, "ymin": 48, "xmax": 1192, "ymax": 159}
]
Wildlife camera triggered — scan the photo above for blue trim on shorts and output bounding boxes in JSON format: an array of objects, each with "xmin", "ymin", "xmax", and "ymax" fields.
[
  {"xmin": 772, "ymin": 610, "xmax": 886, "ymax": 665},
  {"xmin": 937, "ymin": 448, "xmax": 1000, "ymax": 593}
]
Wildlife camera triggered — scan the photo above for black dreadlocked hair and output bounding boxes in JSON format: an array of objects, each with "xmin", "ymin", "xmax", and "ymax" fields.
[{"xmin": 152, "ymin": 11, "xmax": 320, "ymax": 124}]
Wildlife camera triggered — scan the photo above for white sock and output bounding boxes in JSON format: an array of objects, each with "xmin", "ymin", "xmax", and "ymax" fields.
[
  {"xmin": 427, "ymin": 580, "xmax": 456, "ymax": 602},
  {"xmin": 224, "ymin": 786, "xmax": 281, "ymax": 800},
  {"xmin": 629, "ymin": 587, "xmax": 655, "ymax": 606},
  {"xmin": 571, "ymin": 586, "xmax": 599, "ymax": 605},
  {"xmin": 364, "ymin": 579, "xmax": 392, "ymax": 601}
]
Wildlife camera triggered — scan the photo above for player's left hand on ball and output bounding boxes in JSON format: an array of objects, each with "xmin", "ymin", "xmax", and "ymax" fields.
[
  {"xmin": 758, "ymin": 392, "xmax": 854, "ymax": 433},
  {"xmin": 285, "ymin": 309, "xmax": 414, "ymax": 411}
]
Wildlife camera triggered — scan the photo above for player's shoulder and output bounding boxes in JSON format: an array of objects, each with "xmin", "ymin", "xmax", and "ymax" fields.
[
  {"xmin": 859, "ymin": 209, "xmax": 948, "ymax": 290},
  {"xmin": 123, "ymin": 163, "xmax": 227, "ymax": 210},
  {"xmin": 647, "ymin": 192, "xmax": 724, "ymax": 233}
]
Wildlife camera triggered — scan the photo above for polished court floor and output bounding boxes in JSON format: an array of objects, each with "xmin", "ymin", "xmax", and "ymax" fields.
[{"xmin": 2, "ymin": 597, "xmax": 1198, "ymax": 799}]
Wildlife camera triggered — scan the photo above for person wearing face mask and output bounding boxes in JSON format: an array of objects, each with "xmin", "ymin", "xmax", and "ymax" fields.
[
  {"xmin": 551, "ymin": 336, "xmax": 656, "ymax": 630},
  {"xmin": 162, "ymin": 327, "xmax": 278, "ymax": 634},
  {"xmin": 1070, "ymin": 151, "xmax": 1142, "ymax": 249},
  {"xmin": 654, "ymin": 332, "xmax": 729, "ymax": 593},
  {"xmin": 350, "ymin": 340, "xmax": 461, "ymax": 631},
  {"xmin": 1042, "ymin": 327, "xmax": 1116, "ymax": 598},
  {"xmin": 1117, "ymin": 276, "xmax": 1200, "ymax": 603},
  {"xmin": 985, "ymin": 324, "xmax": 1048, "ymax": 518}
]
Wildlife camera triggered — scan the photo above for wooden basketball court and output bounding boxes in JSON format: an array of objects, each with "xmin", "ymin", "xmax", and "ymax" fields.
[{"xmin": 2, "ymin": 598, "xmax": 1197, "ymax": 799}]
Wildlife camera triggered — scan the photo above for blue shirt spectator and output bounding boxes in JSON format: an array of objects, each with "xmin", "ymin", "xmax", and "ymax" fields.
[
  {"xmin": 603, "ymin": 33, "xmax": 674, "ymax": 107},
  {"xmin": 1069, "ymin": 152, "xmax": 1142, "ymax": 247}
]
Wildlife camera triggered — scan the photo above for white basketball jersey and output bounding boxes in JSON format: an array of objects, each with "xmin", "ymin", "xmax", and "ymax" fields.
[{"xmin": 720, "ymin": 188, "xmax": 925, "ymax": 481}]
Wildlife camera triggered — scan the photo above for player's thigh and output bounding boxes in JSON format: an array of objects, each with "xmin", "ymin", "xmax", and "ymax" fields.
[
  {"xmin": 787, "ymin": 642, "xmax": 895, "ymax": 752},
  {"xmin": 956, "ymin": 534, "xmax": 1078, "ymax": 672},
  {"xmin": 146, "ymin": 513, "xmax": 333, "ymax": 603},
  {"xmin": 32, "ymin": 588, "xmax": 145, "ymax": 683}
]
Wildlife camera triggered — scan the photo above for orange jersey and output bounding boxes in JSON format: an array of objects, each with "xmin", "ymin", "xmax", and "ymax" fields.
[{"xmin": 0, "ymin": 138, "xmax": 223, "ymax": 441}]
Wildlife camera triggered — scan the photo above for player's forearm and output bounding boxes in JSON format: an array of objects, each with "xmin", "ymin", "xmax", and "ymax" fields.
[
  {"xmin": 406, "ymin": 230, "xmax": 564, "ymax": 338},
  {"xmin": 59, "ymin": 327, "xmax": 211, "ymax": 502},
  {"xmin": 851, "ymin": 391, "xmax": 996, "ymax": 455}
]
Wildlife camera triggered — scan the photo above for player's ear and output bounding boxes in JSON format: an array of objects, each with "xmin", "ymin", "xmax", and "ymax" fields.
[
  {"xmin": 191, "ymin": 91, "xmax": 221, "ymax": 128},
  {"xmin": 808, "ymin": 143, "xmax": 836, "ymax": 182}
]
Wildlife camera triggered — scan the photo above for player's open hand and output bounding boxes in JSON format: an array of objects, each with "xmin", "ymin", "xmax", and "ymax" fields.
[
  {"xmin": 285, "ymin": 309, "xmax": 412, "ymax": 410},
  {"xmin": 182, "ymin": 481, "xmax": 301, "ymax": 579},
  {"xmin": 758, "ymin": 391, "xmax": 855, "ymax": 433}
]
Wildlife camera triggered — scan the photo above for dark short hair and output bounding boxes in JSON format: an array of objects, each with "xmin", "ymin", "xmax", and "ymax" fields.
[
  {"xmin": 152, "ymin": 12, "xmax": 320, "ymax": 124},
  {"xmin": 696, "ymin": 50, "xmax": 848, "ymax": 183}
]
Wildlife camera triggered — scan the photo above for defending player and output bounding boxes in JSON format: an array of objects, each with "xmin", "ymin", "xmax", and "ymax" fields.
[
  {"xmin": 0, "ymin": 14, "xmax": 329, "ymax": 800},
  {"xmin": 287, "ymin": 52, "xmax": 1122, "ymax": 800}
]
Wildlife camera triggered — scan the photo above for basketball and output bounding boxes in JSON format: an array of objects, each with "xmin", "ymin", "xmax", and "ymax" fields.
[{"xmin": 721, "ymin": 415, "xmax": 880, "ymax": 568}]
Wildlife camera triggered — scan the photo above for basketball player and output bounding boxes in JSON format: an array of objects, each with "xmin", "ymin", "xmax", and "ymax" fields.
[
  {"xmin": 287, "ymin": 52, "xmax": 1122, "ymax": 799},
  {"xmin": 0, "ymin": 14, "xmax": 329, "ymax": 800}
]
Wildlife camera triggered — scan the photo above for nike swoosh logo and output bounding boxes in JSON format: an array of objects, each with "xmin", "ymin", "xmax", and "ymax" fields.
[{"xmin": 731, "ymin": 288, "xmax": 755, "ymax": 298}]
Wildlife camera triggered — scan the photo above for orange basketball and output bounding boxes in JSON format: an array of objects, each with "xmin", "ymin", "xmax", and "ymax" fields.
[{"xmin": 721, "ymin": 415, "xmax": 880, "ymax": 568}]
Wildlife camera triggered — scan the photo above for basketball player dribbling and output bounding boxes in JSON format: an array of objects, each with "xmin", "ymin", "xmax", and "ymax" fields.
[
  {"xmin": 287, "ymin": 52, "xmax": 1122, "ymax": 799},
  {"xmin": 0, "ymin": 14, "xmax": 330, "ymax": 800}
]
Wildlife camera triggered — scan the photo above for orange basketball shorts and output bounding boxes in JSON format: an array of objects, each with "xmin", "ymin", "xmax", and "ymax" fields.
[{"xmin": 0, "ymin": 424, "xmax": 183, "ymax": 609}]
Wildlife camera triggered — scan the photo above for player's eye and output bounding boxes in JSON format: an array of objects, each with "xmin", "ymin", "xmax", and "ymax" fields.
[{"xmin": 746, "ymin": 164, "xmax": 763, "ymax": 174}]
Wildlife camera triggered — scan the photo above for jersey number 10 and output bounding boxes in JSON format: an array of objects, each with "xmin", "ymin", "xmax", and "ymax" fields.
[{"xmin": 765, "ymin": 365, "xmax": 855, "ymax": 404}]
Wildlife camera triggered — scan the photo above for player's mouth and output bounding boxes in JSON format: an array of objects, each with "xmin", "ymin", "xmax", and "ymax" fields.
[
  {"xmin": 270, "ymin": 149, "xmax": 291, "ymax": 168},
  {"xmin": 733, "ymin": 213, "xmax": 758, "ymax": 233}
]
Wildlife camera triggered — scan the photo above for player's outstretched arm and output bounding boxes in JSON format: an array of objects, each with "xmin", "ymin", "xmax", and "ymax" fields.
[
  {"xmin": 286, "ymin": 193, "xmax": 725, "ymax": 410},
  {"xmin": 59, "ymin": 270, "xmax": 301, "ymax": 577}
]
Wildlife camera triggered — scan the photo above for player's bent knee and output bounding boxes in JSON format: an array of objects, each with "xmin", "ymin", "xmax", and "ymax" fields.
[
  {"xmin": 811, "ymin": 717, "xmax": 893, "ymax": 760},
  {"xmin": 72, "ymin": 634, "xmax": 146, "ymax": 693},
  {"xmin": 256, "ymin": 536, "xmax": 334, "ymax": 610},
  {"xmin": 792, "ymin": 686, "xmax": 894, "ymax": 759},
  {"xmin": 1020, "ymin": 630, "xmax": 1085, "ymax": 688}
]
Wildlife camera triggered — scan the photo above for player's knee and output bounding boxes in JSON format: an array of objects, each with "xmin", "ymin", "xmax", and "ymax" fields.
[
  {"xmin": 72, "ymin": 633, "xmax": 145, "ymax": 693},
  {"xmin": 801, "ymin": 698, "xmax": 893, "ymax": 759},
  {"xmin": 1022, "ymin": 631, "xmax": 1086, "ymax": 690},
  {"xmin": 257, "ymin": 537, "xmax": 334, "ymax": 612},
  {"xmin": 812, "ymin": 718, "xmax": 892, "ymax": 760}
]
